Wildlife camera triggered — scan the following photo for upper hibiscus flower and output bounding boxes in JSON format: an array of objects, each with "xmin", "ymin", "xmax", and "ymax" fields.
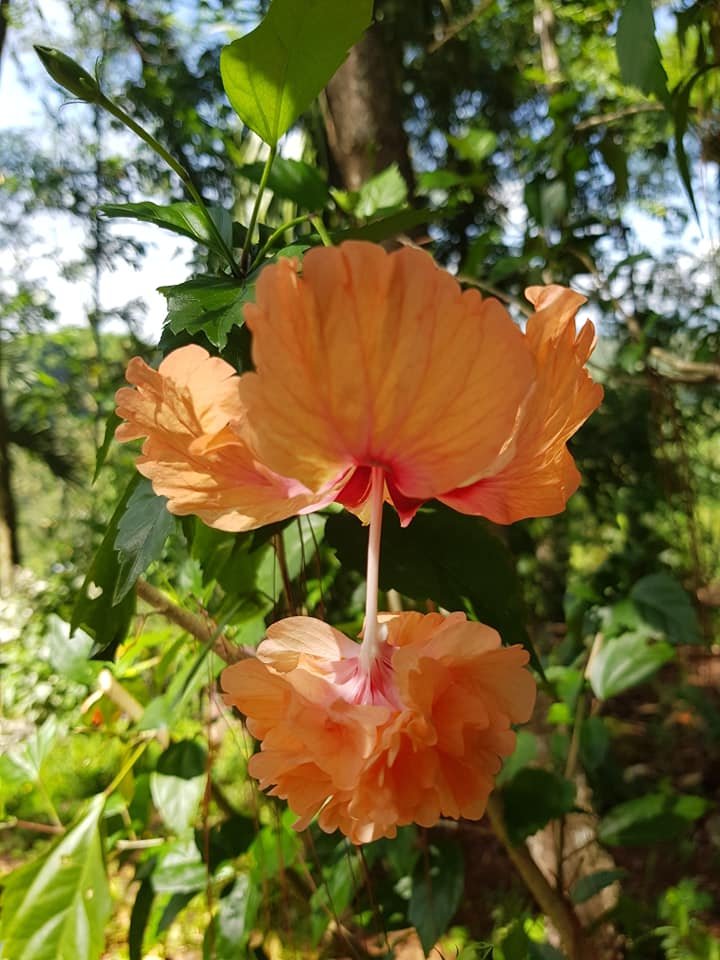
[
  {"xmin": 115, "ymin": 241, "xmax": 602, "ymax": 529},
  {"xmin": 221, "ymin": 611, "xmax": 536, "ymax": 844}
]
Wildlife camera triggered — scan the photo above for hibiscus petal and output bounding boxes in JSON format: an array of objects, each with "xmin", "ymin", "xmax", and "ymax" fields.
[
  {"xmin": 439, "ymin": 283, "xmax": 603, "ymax": 523},
  {"xmin": 115, "ymin": 345, "xmax": 334, "ymax": 531},
  {"xmin": 237, "ymin": 242, "xmax": 536, "ymax": 508}
]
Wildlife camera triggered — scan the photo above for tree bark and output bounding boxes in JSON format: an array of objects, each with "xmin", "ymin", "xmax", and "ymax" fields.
[
  {"xmin": 323, "ymin": 23, "xmax": 415, "ymax": 193},
  {"xmin": 0, "ymin": 373, "xmax": 21, "ymax": 592}
]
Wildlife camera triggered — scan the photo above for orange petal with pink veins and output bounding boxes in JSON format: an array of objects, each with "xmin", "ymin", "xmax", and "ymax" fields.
[
  {"xmin": 237, "ymin": 242, "xmax": 535, "ymax": 509},
  {"xmin": 440, "ymin": 284, "xmax": 603, "ymax": 523},
  {"xmin": 115, "ymin": 344, "xmax": 335, "ymax": 531}
]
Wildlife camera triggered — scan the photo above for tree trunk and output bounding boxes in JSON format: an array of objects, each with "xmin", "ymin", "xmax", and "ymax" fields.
[
  {"xmin": 0, "ymin": 0, "xmax": 10, "ymax": 76},
  {"xmin": 323, "ymin": 23, "xmax": 414, "ymax": 193},
  {"xmin": 0, "ymin": 374, "xmax": 21, "ymax": 592}
]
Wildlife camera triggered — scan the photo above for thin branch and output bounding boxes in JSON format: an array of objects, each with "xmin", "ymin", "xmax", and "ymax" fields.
[
  {"xmin": 135, "ymin": 579, "xmax": 251, "ymax": 664},
  {"xmin": 428, "ymin": 0, "xmax": 494, "ymax": 54},
  {"xmin": 649, "ymin": 347, "xmax": 720, "ymax": 384},
  {"xmin": 575, "ymin": 103, "xmax": 668, "ymax": 132},
  {"xmin": 485, "ymin": 795, "xmax": 600, "ymax": 960}
]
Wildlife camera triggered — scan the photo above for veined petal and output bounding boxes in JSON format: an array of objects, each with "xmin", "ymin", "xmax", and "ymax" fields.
[
  {"xmin": 237, "ymin": 242, "xmax": 536, "ymax": 510},
  {"xmin": 115, "ymin": 345, "xmax": 335, "ymax": 531},
  {"xmin": 439, "ymin": 283, "xmax": 603, "ymax": 523}
]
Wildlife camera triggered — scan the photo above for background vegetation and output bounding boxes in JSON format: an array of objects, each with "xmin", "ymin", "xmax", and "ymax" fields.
[{"xmin": 0, "ymin": 0, "xmax": 718, "ymax": 958}]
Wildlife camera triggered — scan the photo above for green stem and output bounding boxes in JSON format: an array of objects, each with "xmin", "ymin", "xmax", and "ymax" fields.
[
  {"xmin": 99, "ymin": 95, "xmax": 240, "ymax": 277},
  {"xmin": 241, "ymin": 145, "xmax": 277, "ymax": 270},
  {"xmin": 103, "ymin": 739, "xmax": 151, "ymax": 799},
  {"xmin": 248, "ymin": 213, "xmax": 312, "ymax": 272},
  {"xmin": 311, "ymin": 215, "xmax": 333, "ymax": 247}
]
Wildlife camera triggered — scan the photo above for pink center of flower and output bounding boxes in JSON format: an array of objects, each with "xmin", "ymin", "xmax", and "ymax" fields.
[{"xmin": 330, "ymin": 629, "xmax": 402, "ymax": 709}]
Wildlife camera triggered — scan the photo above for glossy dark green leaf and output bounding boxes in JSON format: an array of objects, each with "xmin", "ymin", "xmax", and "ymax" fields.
[
  {"xmin": 160, "ymin": 275, "xmax": 254, "ymax": 350},
  {"xmin": 598, "ymin": 792, "xmax": 709, "ymax": 846},
  {"xmin": 221, "ymin": 0, "xmax": 373, "ymax": 146},
  {"xmin": 239, "ymin": 157, "xmax": 330, "ymax": 210},
  {"xmin": 630, "ymin": 572, "xmax": 701, "ymax": 645},
  {"xmin": 325, "ymin": 506, "xmax": 541, "ymax": 673},
  {"xmin": 616, "ymin": 0, "xmax": 670, "ymax": 105},
  {"xmin": 587, "ymin": 632, "xmax": 674, "ymax": 700},
  {"xmin": 501, "ymin": 768, "xmax": 576, "ymax": 843},
  {"xmin": 128, "ymin": 877, "xmax": 154, "ymax": 960},
  {"xmin": 72, "ymin": 477, "xmax": 138, "ymax": 659},
  {"xmin": 114, "ymin": 479, "xmax": 174, "ymax": 603},
  {"xmin": 570, "ymin": 868, "xmax": 627, "ymax": 904},
  {"xmin": 408, "ymin": 839, "xmax": 464, "ymax": 953},
  {"xmin": 333, "ymin": 207, "xmax": 439, "ymax": 243},
  {"xmin": 101, "ymin": 202, "xmax": 232, "ymax": 257},
  {"xmin": 0, "ymin": 795, "xmax": 110, "ymax": 960},
  {"xmin": 212, "ymin": 875, "xmax": 261, "ymax": 959},
  {"xmin": 152, "ymin": 837, "xmax": 206, "ymax": 894},
  {"xmin": 157, "ymin": 740, "xmax": 207, "ymax": 779}
]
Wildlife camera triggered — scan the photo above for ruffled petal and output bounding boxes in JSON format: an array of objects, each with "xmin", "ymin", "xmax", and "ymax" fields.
[
  {"xmin": 439, "ymin": 284, "xmax": 603, "ymax": 523},
  {"xmin": 237, "ymin": 242, "xmax": 536, "ymax": 512},
  {"xmin": 115, "ymin": 345, "xmax": 335, "ymax": 531}
]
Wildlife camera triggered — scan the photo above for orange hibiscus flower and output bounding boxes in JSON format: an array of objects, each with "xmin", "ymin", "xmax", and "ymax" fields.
[
  {"xmin": 115, "ymin": 241, "xmax": 602, "ymax": 531},
  {"xmin": 221, "ymin": 611, "xmax": 536, "ymax": 844}
]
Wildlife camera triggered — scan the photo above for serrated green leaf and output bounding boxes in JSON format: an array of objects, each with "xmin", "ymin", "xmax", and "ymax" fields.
[
  {"xmin": 587, "ymin": 632, "xmax": 674, "ymax": 700},
  {"xmin": 571, "ymin": 868, "xmax": 627, "ymax": 904},
  {"xmin": 325, "ymin": 506, "xmax": 542, "ymax": 674},
  {"xmin": 239, "ymin": 157, "xmax": 330, "ymax": 210},
  {"xmin": 221, "ymin": 0, "xmax": 373, "ymax": 146},
  {"xmin": 0, "ymin": 795, "xmax": 110, "ymax": 960},
  {"xmin": 354, "ymin": 164, "xmax": 408, "ymax": 219},
  {"xmin": 160, "ymin": 275, "xmax": 254, "ymax": 350},
  {"xmin": 72, "ymin": 477, "xmax": 138, "ymax": 659},
  {"xmin": 616, "ymin": 0, "xmax": 670, "ymax": 105},
  {"xmin": 501, "ymin": 768, "xmax": 576, "ymax": 843},
  {"xmin": 114, "ymin": 479, "xmax": 175, "ymax": 603},
  {"xmin": 408, "ymin": 840, "xmax": 464, "ymax": 953},
  {"xmin": 100, "ymin": 202, "xmax": 232, "ymax": 258}
]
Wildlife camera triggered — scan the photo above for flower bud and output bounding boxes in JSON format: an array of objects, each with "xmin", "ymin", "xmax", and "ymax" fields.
[{"xmin": 34, "ymin": 46, "xmax": 102, "ymax": 104}]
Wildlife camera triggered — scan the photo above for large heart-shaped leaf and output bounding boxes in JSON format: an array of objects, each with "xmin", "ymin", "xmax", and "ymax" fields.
[
  {"xmin": 0, "ymin": 795, "xmax": 111, "ymax": 960},
  {"xmin": 220, "ymin": 0, "xmax": 373, "ymax": 146}
]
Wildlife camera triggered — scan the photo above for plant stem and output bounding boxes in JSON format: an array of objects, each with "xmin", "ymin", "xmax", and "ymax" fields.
[
  {"xmin": 311, "ymin": 215, "xmax": 333, "ymax": 247},
  {"xmin": 241, "ymin": 145, "xmax": 277, "ymax": 270},
  {"xmin": 360, "ymin": 466, "xmax": 385, "ymax": 670},
  {"xmin": 99, "ymin": 95, "xmax": 240, "ymax": 277},
  {"xmin": 248, "ymin": 213, "xmax": 312, "ymax": 272}
]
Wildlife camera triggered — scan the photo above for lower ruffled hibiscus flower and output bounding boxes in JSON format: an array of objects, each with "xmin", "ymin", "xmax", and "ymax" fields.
[{"xmin": 221, "ymin": 611, "xmax": 536, "ymax": 844}]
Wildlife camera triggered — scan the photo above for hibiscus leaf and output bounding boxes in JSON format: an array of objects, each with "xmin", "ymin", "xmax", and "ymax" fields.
[
  {"xmin": 100, "ymin": 202, "xmax": 233, "ymax": 258},
  {"xmin": 0, "ymin": 794, "xmax": 111, "ymax": 960},
  {"xmin": 408, "ymin": 839, "xmax": 464, "ymax": 953},
  {"xmin": 326, "ymin": 505, "xmax": 543, "ymax": 674},
  {"xmin": 159, "ymin": 275, "xmax": 254, "ymax": 350},
  {"xmin": 220, "ymin": 0, "xmax": 374, "ymax": 147},
  {"xmin": 114, "ymin": 479, "xmax": 175, "ymax": 603},
  {"xmin": 239, "ymin": 157, "xmax": 330, "ymax": 210}
]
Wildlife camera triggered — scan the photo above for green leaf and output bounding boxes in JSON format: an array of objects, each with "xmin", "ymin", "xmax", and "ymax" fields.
[
  {"xmin": 630, "ymin": 572, "xmax": 701, "ymax": 645},
  {"xmin": 354, "ymin": 164, "xmax": 408, "ymax": 219},
  {"xmin": 239, "ymin": 157, "xmax": 330, "ymax": 210},
  {"xmin": 598, "ymin": 792, "xmax": 709, "ymax": 847},
  {"xmin": 325, "ymin": 506, "xmax": 542, "ymax": 674},
  {"xmin": 333, "ymin": 207, "xmax": 441, "ymax": 243},
  {"xmin": 615, "ymin": 0, "xmax": 670, "ymax": 105},
  {"xmin": 447, "ymin": 128, "xmax": 498, "ymax": 163},
  {"xmin": 100, "ymin": 202, "xmax": 232, "ymax": 258},
  {"xmin": 587, "ymin": 632, "xmax": 675, "ymax": 700},
  {"xmin": 152, "ymin": 838, "xmax": 206, "ymax": 894},
  {"xmin": 256, "ymin": 514, "xmax": 327, "ymax": 601},
  {"xmin": 497, "ymin": 730, "xmax": 538, "ymax": 786},
  {"xmin": 44, "ymin": 615, "xmax": 96, "ymax": 685},
  {"xmin": 160, "ymin": 276, "xmax": 254, "ymax": 350},
  {"xmin": 128, "ymin": 878, "xmax": 154, "ymax": 960},
  {"xmin": 408, "ymin": 840, "xmax": 464, "ymax": 953},
  {"xmin": 220, "ymin": 0, "xmax": 374, "ymax": 146},
  {"xmin": 34, "ymin": 46, "xmax": 102, "ymax": 104},
  {"xmin": 9, "ymin": 716, "xmax": 59, "ymax": 783},
  {"xmin": 501, "ymin": 769, "xmax": 576, "ymax": 843},
  {"xmin": 114, "ymin": 480, "xmax": 175, "ymax": 603},
  {"xmin": 72, "ymin": 477, "xmax": 138, "ymax": 659},
  {"xmin": 571, "ymin": 868, "xmax": 627, "ymax": 905},
  {"xmin": 150, "ymin": 742, "xmax": 207, "ymax": 835},
  {"xmin": 93, "ymin": 410, "xmax": 121, "ymax": 483},
  {"xmin": 212, "ymin": 874, "xmax": 261, "ymax": 959},
  {"xmin": 0, "ymin": 795, "xmax": 111, "ymax": 960}
]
